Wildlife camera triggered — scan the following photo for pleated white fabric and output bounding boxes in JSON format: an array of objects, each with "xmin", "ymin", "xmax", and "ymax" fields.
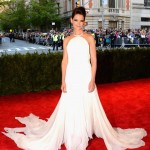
[{"xmin": 2, "ymin": 36, "xmax": 147, "ymax": 150}]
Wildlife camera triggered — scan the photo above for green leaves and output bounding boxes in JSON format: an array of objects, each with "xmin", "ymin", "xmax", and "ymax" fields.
[
  {"xmin": 0, "ymin": 48, "xmax": 150, "ymax": 95},
  {"xmin": 0, "ymin": 0, "xmax": 62, "ymax": 31},
  {"xmin": 0, "ymin": 0, "xmax": 29, "ymax": 30},
  {"xmin": 29, "ymin": 0, "xmax": 61, "ymax": 30},
  {"xmin": 0, "ymin": 52, "xmax": 62, "ymax": 95}
]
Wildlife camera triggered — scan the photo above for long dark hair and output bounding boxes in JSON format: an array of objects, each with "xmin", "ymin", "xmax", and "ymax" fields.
[{"xmin": 72, "ymin": 7, "xmax": 86, "ymax": 20}]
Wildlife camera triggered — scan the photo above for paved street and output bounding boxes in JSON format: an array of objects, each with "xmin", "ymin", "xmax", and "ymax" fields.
[{"xmin": 0, "ymin": 37, "xmax": 62, "ymax": 55}]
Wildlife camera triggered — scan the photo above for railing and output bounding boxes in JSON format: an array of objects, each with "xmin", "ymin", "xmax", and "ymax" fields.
[
  {"xmin": 108, "ymin": 8, "xmax": 125, "ymax": 13},
  {"xmin": 97, "ymin": 36, "xmax": 150, "ymax": 48},
  {"xmin": 115, "ymin": 37, "xmax": 150, "ymax": 47},
  {"xmin": 98, "ymin": 8, "xmax": 129, "ymax": 16}
]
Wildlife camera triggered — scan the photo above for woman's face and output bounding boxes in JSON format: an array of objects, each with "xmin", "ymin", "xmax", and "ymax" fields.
[{"xmin": 71, "ymin": 14, "xmax": 85, "ymax": 30}]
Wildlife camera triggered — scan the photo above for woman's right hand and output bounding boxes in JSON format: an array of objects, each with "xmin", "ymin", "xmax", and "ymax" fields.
[{"xmin": 61, "ymin": 82, "xmax": 67, "ymax": 93}]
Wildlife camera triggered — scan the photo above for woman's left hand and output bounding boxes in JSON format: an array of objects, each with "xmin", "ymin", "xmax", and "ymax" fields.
[{"xmin": 88, "ymin": 80, "xmax": 95, "ymax": 93}]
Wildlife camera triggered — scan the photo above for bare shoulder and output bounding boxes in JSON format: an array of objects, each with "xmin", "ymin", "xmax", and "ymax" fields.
[
  {"xmin": 63, "ymin": 35, "xmax": 74, "ymax": 47},
  {"xmin": 63, "ymin": 36, "xmax": 70, "ymax": 45},
  {"xmin": 83, "ymin": 32, "xmax": 95, "ymax": 44},
  {"xmin": 84, "ymin": 32, "xmax": 94, "ymax": 38}
]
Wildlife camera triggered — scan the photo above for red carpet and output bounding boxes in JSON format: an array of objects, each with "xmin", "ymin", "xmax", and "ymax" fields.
[{"xmin": 0, "ymin": 78, "xmax": 150, "ymax": 150}]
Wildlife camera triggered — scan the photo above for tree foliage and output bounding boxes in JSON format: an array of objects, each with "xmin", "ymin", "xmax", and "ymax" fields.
[
  {"xmin": 28, "ymin": 0, "xmax": 61, "ymax": 31},
  {"xmin": 0, "ymin": 0, "xmax": 61, "ymax": 31},
  {"xmin": 0, "ymin": 0, "xmax": 28, "ymax": 31}
]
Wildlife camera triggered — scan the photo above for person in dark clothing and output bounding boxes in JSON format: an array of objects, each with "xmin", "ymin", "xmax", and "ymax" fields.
[
  {"xmin": 0, "ymin": 34, "xmax": 2, "ymax": 44},
  {"xmin": 9, "ymin": 33, "xmax": 13, "ymax": 42},
  {"xmin": 110, "ymin": 32, "xmax": 116, "ymax": 48},
  {"xmin": 9, "ymin": 32, "xmax": 15, "ymax": 42}
]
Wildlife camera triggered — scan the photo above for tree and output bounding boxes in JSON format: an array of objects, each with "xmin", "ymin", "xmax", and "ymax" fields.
[
  {"xmin": 28, "ymin": 0, "xmax": 61, "ymax": 31},
  {"xmin": 0, "ymin": 0, "xmax": 62, "ymax": 32},
  {"xmin": 0, "ymin": 0, "xmax": 29, "ymax": 31}
]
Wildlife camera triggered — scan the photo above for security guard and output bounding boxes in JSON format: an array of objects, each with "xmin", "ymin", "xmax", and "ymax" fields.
[{"xmin": 52, "ymin": 33, "xmax": 58, "ymax": 51}]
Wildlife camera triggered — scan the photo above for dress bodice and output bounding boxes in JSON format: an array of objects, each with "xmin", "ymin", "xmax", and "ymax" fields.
[{"xmin": 67, "ymin": 36, "xmax": 90, "ymax": 67}]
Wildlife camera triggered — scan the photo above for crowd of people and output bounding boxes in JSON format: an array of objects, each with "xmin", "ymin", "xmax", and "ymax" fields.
[{"xmin": 3, "ymin": 28, "xmax": 150, "ymax": 49}]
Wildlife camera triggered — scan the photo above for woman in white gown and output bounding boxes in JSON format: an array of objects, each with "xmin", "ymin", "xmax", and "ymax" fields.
[{"xmin": 2, "ymin": 7, "xmax": 147, "ymax": 150}]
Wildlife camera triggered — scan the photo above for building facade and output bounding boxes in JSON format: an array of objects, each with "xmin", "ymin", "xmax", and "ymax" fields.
[
  {"xmin": 131, "ymin": 0, "xmax": 150, "ymax": 29},
  {"xmin": 59, "ymin": 0, "xmax": 150, "ymax": 30}
]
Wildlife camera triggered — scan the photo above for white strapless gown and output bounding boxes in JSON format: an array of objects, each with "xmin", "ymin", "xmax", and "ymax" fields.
[{"xmin": 2, "ymin": 36, "xmax": 147, "ymax": 150}]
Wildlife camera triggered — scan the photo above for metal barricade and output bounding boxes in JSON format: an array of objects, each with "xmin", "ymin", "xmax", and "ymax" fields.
[
  {"xmin": 114, "ymin": 37, "xmax": 150, "ymax": 48},
  {"xmin": 115, "ymin": 38, "xmax": 122, "ymax": 47}
]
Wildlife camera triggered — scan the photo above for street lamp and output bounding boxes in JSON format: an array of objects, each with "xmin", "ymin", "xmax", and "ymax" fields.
[
  {"xmin": 102, "ymin": 0, "xmax": 104, "ymax": 30},
  {"xmin": 78, "ymin": 0, "xmax": 91, "ymax": 13},
  {"xmin": 75, "ymin": 1, "xmax": 80, "ymax": 8},
  {"xmin": 76, "ymin": 0, "xmax": 92, "ymax": 8}
]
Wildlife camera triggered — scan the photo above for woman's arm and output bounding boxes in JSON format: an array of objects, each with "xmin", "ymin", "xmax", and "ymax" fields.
[
  {"xmin": 61, "ymin": 37, "xmax": 68, "ymax": 92},
  {"xmin": 88, "ymin": 34, "xmax": 97, "ymax": 92}
]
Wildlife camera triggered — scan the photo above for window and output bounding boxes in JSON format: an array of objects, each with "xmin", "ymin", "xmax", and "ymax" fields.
[
  {"xmin": 100, "ymin": 0, "xmax": 108, "ymax": 7},
  {"xmin": 144, "ymin": 0, "xmax": 150, "ymax": 6},
  {"xmin": 68, "ymin": 0, "xmax": 71, "ymax": 11},
  {"xmin": 118, "ymin": 0, "xmax": 125, "ymax": 9},
  {"xmin": 100, "ymin": 0, "xmax": 102, "ymax": 6},
  {"xmin": 109, "ymin": 21, "xmax": 117, "ymax": 28},
  {"xmin": 109, "ymin": 0, "xmax": 115, "ymax": 8},
  {"xmin": 141, "ymin": 17, "xmax": 150, "ymax": 21}
]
